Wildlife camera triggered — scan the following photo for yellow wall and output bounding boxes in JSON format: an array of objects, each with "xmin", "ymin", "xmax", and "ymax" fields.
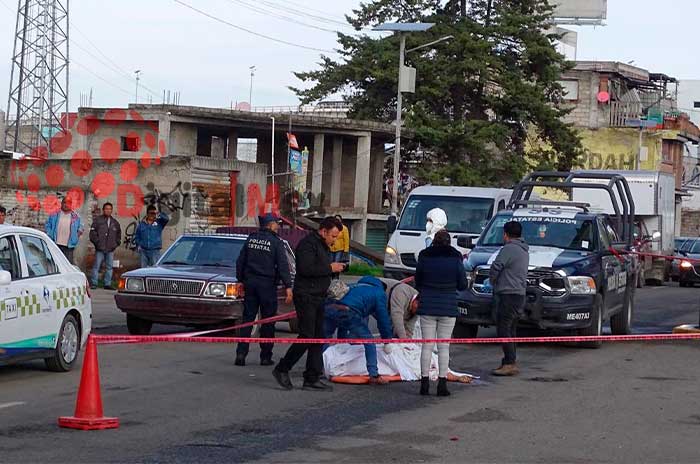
[{"xmin": 574, "ymin": 128, "xmax": 670, "ymax": 171}]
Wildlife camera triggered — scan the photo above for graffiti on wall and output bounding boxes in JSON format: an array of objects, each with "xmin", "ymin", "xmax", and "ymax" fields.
[{"xmin": 575, "ymin": 150, "xmax": 636, "ymax": 171}]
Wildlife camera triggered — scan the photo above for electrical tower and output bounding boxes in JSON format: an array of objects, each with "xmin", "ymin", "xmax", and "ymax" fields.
[{"xmin": 4, "ymin": 0, "xmax": 69, "ymax": 156}]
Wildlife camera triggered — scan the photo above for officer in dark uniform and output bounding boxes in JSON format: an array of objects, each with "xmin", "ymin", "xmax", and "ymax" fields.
[{"xmin": 235, "ymin": 213, "xmax": 293, "ymax": 366}]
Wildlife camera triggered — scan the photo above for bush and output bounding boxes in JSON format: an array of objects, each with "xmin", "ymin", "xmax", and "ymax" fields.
[{"xmin": 345, "ymin": 263, "xmax": 383, "ymax": 277}]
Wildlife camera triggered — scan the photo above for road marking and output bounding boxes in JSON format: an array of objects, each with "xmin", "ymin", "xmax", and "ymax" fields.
[{"xmin": 0, "ymin": 401, "xmax": 26, "ymax": 410}]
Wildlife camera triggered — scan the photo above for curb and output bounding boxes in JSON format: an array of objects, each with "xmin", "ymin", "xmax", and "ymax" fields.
[{"xmin": 672, "ymin": 324, "xmax": 700, "ymax": 334}]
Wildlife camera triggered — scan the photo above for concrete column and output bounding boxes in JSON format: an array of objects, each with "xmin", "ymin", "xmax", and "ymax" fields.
[
  {"xmin": 311, "ymin": 134, "xmax": 324, "ymax": 197},
  {"xmin": 226, "ymin": 129, "xmax": 238, "ymax": 159},
  {"xmin": 354, "ymin": 133, "xmax": 371, "ymax": 210},
  {"xmin": 368, "ymin": 144, "xmax": 384, "ymax": 214},
  {"xmin": 158, "ymin": 116, "xmax": 171, "ymax": 156},
  {"xmin": 351, "ymin": 218, "xmax": 367, "ymax": 245},
  {"xmin": 331, "ymin": 136, "xmax": 343, "ymax": 207}
]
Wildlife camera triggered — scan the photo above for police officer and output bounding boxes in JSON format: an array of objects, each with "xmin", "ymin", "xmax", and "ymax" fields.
[{"xmin": 235, "ymin": 213, "xmax": 293, "ymax": 366}]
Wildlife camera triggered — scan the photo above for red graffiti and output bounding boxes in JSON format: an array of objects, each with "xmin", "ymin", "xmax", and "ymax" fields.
[
  {"xmin": 117, "ymin": 184, "xmax": 145, "ymax": 217},
  {"xmin": 246, "ymin": 183, "xmax": 280, "ymax": 218}
]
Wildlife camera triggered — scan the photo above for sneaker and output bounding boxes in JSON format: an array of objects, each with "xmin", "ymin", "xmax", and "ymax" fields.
[
  {"xmin": 234, "ymin": 354, "xmax": 246, "ymax": 366},
  {"xmin": 368, "ymin": 375, "xmax": 389, "ymax": 385},
  {"xmin": 437, "ymin": 377, "xmax": 450, "ymax": 397},
  {"xmin": 90, "ymin": 284, "xmax": 98, "ymax": 290},
  {"xmin": 302, "ymin": 380, "xmax": 333, "ymax": 392},
  {"xmin": 492, "ymin": 363, "xmax": 519, "ymax": 376},
  {"xmin": 260, "ymin": 358, "xmax": 274, "ymax": 366},
  {"xmin": 272, "ymin": 369, "xmax": 293, "ymax": 390}
]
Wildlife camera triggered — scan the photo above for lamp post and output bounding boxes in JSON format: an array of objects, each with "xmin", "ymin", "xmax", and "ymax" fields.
[
  {"xmin": 249, "ymin": 65, "xmax": 256, "ymax": 107},
  {"xmin": 134, "ymin": 70, "xmax": 141, "ymax": 103},
  {"xmin": 373, "ymin": 23, "xmax": 436, "ymax": 217}
]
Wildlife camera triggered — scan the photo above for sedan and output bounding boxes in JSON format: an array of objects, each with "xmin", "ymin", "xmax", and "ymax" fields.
[{"xmin": 115, "ymin": 233, "xmax": 296, "ymax": 335}]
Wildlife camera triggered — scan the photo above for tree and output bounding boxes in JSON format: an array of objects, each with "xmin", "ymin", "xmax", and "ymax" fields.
[{"xmin": 291, "ymin": 0, "xmax": 582, "ymax": 187}]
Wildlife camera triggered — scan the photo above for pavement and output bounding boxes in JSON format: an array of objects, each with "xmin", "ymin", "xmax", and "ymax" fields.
[{"xmin": 1, "ymin": 283, "xmax": 700, "ymax": 463}]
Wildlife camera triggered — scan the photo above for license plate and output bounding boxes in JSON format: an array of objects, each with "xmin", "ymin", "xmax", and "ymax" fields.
[{"xmin": 458, "ymin": 307, "xmax": 468, "ymax": 316}]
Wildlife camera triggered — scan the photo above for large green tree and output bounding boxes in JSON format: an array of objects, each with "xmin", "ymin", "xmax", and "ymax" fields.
[{"xmin": 291, "ymin": 0, "xmax": 582, "ymax": 187}]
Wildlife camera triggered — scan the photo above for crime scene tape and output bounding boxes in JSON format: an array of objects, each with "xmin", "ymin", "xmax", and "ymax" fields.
[
  {"xmin": 168, "ymin": 311, "xmax": 297, "ymax": 338},
  {"xmin": 92, "ymin": 332, "xmax": 700, "ymax": 346}
]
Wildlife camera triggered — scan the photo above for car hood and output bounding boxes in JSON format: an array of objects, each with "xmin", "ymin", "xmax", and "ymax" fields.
[
  {"xmin": 123, "ymin": 265, "xmax": 238, "ymax": 282},
  {"xmin": 466, "ymin": 245, "xmax": 593, "ymax": 271}
]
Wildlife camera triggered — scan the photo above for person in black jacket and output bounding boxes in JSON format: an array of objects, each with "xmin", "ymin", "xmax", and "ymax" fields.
[
  {"xmin": 235, "ymin": 213, "xmax": 293, "ymax": 366},
  {"xmin": 89, "ymin": 202, "xmax": 122, "ymax": 290},
  {"xmin": 415, "ymin": 229, "xmax": 468, "ymax": 397},
  {"xmin": 273, "ymin": 216, "xmax": 346, "ymax": 391}
]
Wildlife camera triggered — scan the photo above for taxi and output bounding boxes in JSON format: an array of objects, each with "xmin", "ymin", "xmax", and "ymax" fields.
[{"xmin": 0, "ymin": 225, "xmax": 91, "ymax": 371}]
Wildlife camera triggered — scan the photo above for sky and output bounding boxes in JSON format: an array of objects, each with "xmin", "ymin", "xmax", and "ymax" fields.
[{"xmin": 0, "ymin": 0, "xmax": 699, "ymax": 113}]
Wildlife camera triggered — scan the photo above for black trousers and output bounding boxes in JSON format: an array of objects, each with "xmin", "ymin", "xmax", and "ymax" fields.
[
  {"xmin": 58, "ymin": 245, "xmax": 74, "ymax": 264},
  {"xmin": 236, "ymin": 278, "xmax": 278, "ymax": 359},
  {"xmin": 496, "ymin": 293, "xmax": 525, "ymax": 365},
  {"xmin": 276, "ymin": 292, "xmax": 325, "ymax": 382}
]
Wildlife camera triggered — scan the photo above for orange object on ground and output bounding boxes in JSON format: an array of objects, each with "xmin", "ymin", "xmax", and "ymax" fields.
[
  {"xmin": 58, "ymin": 336, "xmax": 120, "ymax": 430},
  {"xmin": 331, "ymin": 375, "xmax": 402, "ymax": 384}
]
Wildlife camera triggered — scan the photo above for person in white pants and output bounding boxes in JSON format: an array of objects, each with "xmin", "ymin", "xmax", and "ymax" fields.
[{"xmin": 415, "ymin": 229, "xmax": 468, "ymax": 396}]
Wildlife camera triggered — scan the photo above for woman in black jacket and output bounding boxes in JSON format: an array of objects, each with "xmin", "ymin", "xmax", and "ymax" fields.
[{"xmin": 415, "ymin": 229, "xmax": 468, "ymax": 396}]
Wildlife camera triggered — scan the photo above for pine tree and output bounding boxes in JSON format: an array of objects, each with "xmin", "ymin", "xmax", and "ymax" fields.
[{"xmin": 291, "ymin": 0, "xmax": 582, "ymax": 186}]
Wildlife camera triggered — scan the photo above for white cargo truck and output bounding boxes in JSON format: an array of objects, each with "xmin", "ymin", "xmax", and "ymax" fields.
[{"xmin": 572, "ymin": 170, "xmax": 675, "ymax": 285}]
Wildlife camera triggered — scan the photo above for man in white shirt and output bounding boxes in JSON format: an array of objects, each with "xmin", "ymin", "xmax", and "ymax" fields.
[{"xmin": 46, "ymin": 197, "xmax": 84, "ymax": 264}]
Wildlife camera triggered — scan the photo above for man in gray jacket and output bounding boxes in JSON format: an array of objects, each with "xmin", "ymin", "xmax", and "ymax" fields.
[
  {"xmin": 489, "ymin": 220, "xmax": 529, "ymax": 376},
  {"xmin": 89, "ymin": 203, "xmax": 122, "ymax": 290},
  {"xmin": 379, "ymin": 278, "xmax": 419, "ymax": 338}
]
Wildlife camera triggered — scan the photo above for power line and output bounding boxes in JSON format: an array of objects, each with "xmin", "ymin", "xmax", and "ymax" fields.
[
  {"xmin": 72, "ymin": 60, "xmax": 133, "ymax": 97},
  {"xmin": 258, "ymin": 0, "xmax": 352, "ymax": 28},
  {"xmin": 173, "ymin": 0, "xmax": 334, "ymax": 53},
  {"xmin": 224, "ymin": 0, "xmax": 341, "ymax": 34},
  {"xmin": 265, "ymin": 0, "xmax": 349, "ymax": 23}
]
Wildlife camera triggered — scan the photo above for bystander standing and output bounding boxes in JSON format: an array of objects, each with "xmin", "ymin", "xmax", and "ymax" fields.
[
  {"xmin": 134, "ymin": 206, "xmax": 169, "ymax": 267},
  {"xmin": 89, "ymin": 202, "xmax": 122, "ymax": 290},
  {"xmin": 46, "ymin": 197, "xmax": 83, "ymax": 264}
]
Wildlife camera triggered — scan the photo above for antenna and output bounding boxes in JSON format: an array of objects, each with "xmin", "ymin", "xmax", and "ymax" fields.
[{"xmin": 4, "ymin": 0, "xmax": 70, "ymax": 156}]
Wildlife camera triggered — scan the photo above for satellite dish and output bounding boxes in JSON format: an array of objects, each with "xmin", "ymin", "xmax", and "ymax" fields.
[{"xmin": 597, "ymin": 91, "xmax": 610, "ymax": 103}]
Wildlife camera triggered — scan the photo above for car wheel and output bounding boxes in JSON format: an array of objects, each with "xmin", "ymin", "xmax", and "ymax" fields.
[
  {"xmin": 611, "ymin": 288, "xmax": 633, "ymax": 335},
  {"xmin": 578, "ymin": 295, "xmax": 603, "ymax": 349},
  {"xmin": 127, "ymin": 314, "xmax": 153, "ymax": 335},
  {"xmin": 288, "ymin": 317, "xmax": 299, "ymax": 334},
  {"xmin": 45, "ymin": 314, "xmax": 80, "ymax": 372},
  {"xmin": 452, "ymin": 322, "xmax": 478, "ymax": 339}
]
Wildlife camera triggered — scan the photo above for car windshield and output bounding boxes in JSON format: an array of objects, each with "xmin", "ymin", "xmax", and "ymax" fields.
[
  {"xmin": 690, "ymin": 240, "xmax": 700, "ymax": 254},
  {"xmin": 398, "ymin": 194, "xmax": 495, "ymax": 234},
  {"xmin": 481, "ymin": 215, "xmax": 595, "ymax": 251},
  {"xmin": 159, "ymin": 237, "xmax": 244, "ymax": 267}
]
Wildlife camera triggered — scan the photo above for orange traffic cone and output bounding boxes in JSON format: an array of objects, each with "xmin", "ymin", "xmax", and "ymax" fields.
[{"xmin": 58, "ymin": 335, "xmax": 119, "ymax": 430}]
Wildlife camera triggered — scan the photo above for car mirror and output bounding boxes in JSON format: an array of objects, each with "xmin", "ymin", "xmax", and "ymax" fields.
[
  {"xmin": 0, "ymin": 270, "xmax": 12, "ymax": 286},
  {"xmin": 387, "ymin": 215, "xmax": 398, "ymax": 235},
  {"xmin": 457, "ymin": 236, "xmax": 474, "ymax": 249},
  {"xmin": 651, "ymin": 231, "xmax": 661, "ymax": 242}
]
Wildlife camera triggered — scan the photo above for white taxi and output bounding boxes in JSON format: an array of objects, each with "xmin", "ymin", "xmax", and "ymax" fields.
[{"xmin": 0, "ymin": 225, "xmax": 91, "ymax": 371}]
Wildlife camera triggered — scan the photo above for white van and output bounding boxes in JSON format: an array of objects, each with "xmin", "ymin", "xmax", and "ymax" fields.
[{"xmin": 384, "ymin": 186, "xmax": 512, "ymax": 279}]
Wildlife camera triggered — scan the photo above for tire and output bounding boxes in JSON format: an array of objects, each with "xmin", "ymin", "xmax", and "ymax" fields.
[
  {"xmin": 45, "ymin": 314, "xmax": 81, "ymax": 372},
  {"xmin": 611, "ymin": 288, "xmax": 634, "ymax": 335},
  {"xmin": 288, "ymin": 317, "xmax": 299, "ymax": 334},
  {"xmin": 452, "ymin": 322, "xmax": 478, "ymax": 339},
  {"xmin": 127, "ymin": 314, "xmax": 153, "ymax": 335},
  {"xmin": 578, "ymin": 295, "xmax": 603, "ymax": 349}
]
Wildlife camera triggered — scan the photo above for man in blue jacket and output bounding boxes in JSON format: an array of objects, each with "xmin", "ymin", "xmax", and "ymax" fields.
[
  {"xmin": 46, "ymin": 197, "xmax": 84, "ymax": 264},
  {"xmin": 134, "ymin": 205, "xmax": 169, "ymax": 267},
  {"xmin": 324, "ymin": 276, "xmax": 394, "ymax": 385}
]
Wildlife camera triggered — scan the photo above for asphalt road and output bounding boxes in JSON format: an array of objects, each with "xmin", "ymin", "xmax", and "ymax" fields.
[{"xmin": 2, "ymin": 284, "xmax": 700, "ymax": 463}]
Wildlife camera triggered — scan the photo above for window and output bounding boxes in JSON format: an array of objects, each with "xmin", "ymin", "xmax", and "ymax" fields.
[
  {"xmin": 558, "ymin": 80, "xmax": 579, "ymax": 101},
  {"xmin": 694, "ymin": 101, "xmax": 700, "ymax": 109},
  {"xmin": 604, "ymin": 219, "xmax": 621, "ymax": 244},
  {"xmin": 120, "ymin": 135, "xmax": 140, "ymax": 152},
  {"xmin": 398, "ymin": 195, "xmax": 495, "ymax": 234},
  {"xmin": 0, "ymin": 236, "xmax": 21, "ymax": 279},
  {"xmin": 481, "ymin": 215, "xmax": 595, "ymax": 251},
  {"xmin": 598, "ymin": 220, "xmax": 610, "ymax": 250},
  {"xmin": 159, "ymin": 237, "xmax": 244, "ymax": 268},
  {"xmin": 20, "ymin": 236, "xmax": 58, "ymax": 277}
]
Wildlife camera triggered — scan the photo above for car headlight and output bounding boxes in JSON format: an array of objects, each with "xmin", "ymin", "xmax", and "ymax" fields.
[
  {"xmin": 567, "ymin": 276, "xmax": 596, "ymax": 295},
  {"xmin": 205, "ymin": 283, "xmax": 240, "ymax": 298},
  {"xmin": 384, "ymin": 246, "xmax": 400, "ymax": 265},
  {"xmin": 125, "ymin": 277, "xmax": 145, "ymax": 292},
  {"xmin": 680, "ymin": 260, "xmax": 693, "ymax": 270}
]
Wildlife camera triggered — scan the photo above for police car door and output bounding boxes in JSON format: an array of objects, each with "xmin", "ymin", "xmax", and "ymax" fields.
[
  {"xmin": 599, "ymin": 219, "xmax": 625, "ymax": 313},
  {"xmin": 16, "ymin": 234, "xmax": 62, "ymax": 349},
  {"xmin": 0, "ymin": 234, "xmax": 30, "ymax": 349}
]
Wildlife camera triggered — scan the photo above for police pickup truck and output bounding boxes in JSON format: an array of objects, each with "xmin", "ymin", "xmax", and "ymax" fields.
[{"xmin": 455, "ymin": 172, "xmax": 637, "ymax": 348}]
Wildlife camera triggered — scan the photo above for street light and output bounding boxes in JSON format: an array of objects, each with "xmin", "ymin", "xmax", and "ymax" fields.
[
  {"xmin": 249, "ymin": 65, "xmax": 256, "ymax": 107},
  {"xmin": 373, "ymin": 22, "xmax": 435, "ymax": 216},
  {"xmin": 134, "ymin": 70, "xmax": 141, "ymax": 103}
]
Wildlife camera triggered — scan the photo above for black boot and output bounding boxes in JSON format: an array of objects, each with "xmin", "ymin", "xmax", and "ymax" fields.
[
  {"xmin": 234, "ymin": 353, "xmax": 246, "ymax": 366},
  {"xmin": 437, "ymin": 377, "xmax": 450, "ymax": 397},
  {"xmin": 420, "ymin": 377, "xmax": 430, "ymax": 396}
]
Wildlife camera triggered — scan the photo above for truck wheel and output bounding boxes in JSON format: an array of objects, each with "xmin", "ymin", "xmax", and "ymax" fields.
[
  {"xmin": 611, "ymin": 288, "xmax": 634, "ymax": 335},
  {"xmin": 578, "ymin": 295, "xmax": 603, "ymax": 349},
  {"xmin": 452, "ymin": 322, "xmax": 478, "ymax": 339},
  {"xmin": 127, "ymin": 314, "xmax": 153, "ymax": 335},
  {"xmin": 45, "ymin": 314, "xmax": 81, "ymax": 372}
]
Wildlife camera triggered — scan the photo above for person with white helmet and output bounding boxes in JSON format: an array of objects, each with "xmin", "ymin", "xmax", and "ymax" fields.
[{"xmin": 424, "ymin": 207, "xmax": 448, "ymax": 248}]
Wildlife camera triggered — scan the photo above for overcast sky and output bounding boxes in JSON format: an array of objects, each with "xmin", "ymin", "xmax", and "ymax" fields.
[{"xmin": 0, "ymin": 0, "xmax": 698, "ymax": 113}]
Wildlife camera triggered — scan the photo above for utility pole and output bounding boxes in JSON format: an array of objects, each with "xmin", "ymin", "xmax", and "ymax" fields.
[
  {"xmin": 249, "ymin": 65, "xmax": 256, "ymax": 107},
  {"xmin": 134, "ymin": 70, "xmax": 141, "ymax": 103},
  {"xmin": 392, "ymin": 33, "xmax": 406, "ymax": 217}
]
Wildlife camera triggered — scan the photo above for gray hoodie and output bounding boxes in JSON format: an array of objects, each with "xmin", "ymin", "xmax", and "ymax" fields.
[{"xmin": 489, "ymin": 238, "xmax": 529, "ymax": 295}]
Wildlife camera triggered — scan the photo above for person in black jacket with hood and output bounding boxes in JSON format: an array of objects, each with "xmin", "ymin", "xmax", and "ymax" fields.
[
  {"xmin": 415, "ymin": 229, "xmax": 468, "ymax": 397},
  {"xmin": 273, "ymin": 216, "xmax": 346, "ymax": 391},
  {"xmin": 235, "ymin": 213, "xmax": 293, "ymax": 366}
]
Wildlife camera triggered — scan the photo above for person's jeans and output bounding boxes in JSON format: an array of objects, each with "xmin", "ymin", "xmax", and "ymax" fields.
[
  {"xmin": 91, "ymin": 251, "xmax": 114, "ymax": 287},
  {"xmin": 58, "ymin": 245, "xmax": 74, "ymax": 264},
  {"xmin": 419, "ymin": 315, "xmax": 456, "ymax": 378},
  {"xmin": 496, "ymin": 293, "xmax": 525, "ymax": 365},
  {"xmin": 139, "ymin": 249, "xmax": 160, "ymax": 267},
  {"xmin": 324, "ymin": 306, "xmax": 378, "ymax": 377},
  {"xmin": 236, "ymin": 278, "xmax": 278, "ymax": 360},
  {"xmin": 276, "ymin": 292, "xmax": 326, "ymax": 382}
]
